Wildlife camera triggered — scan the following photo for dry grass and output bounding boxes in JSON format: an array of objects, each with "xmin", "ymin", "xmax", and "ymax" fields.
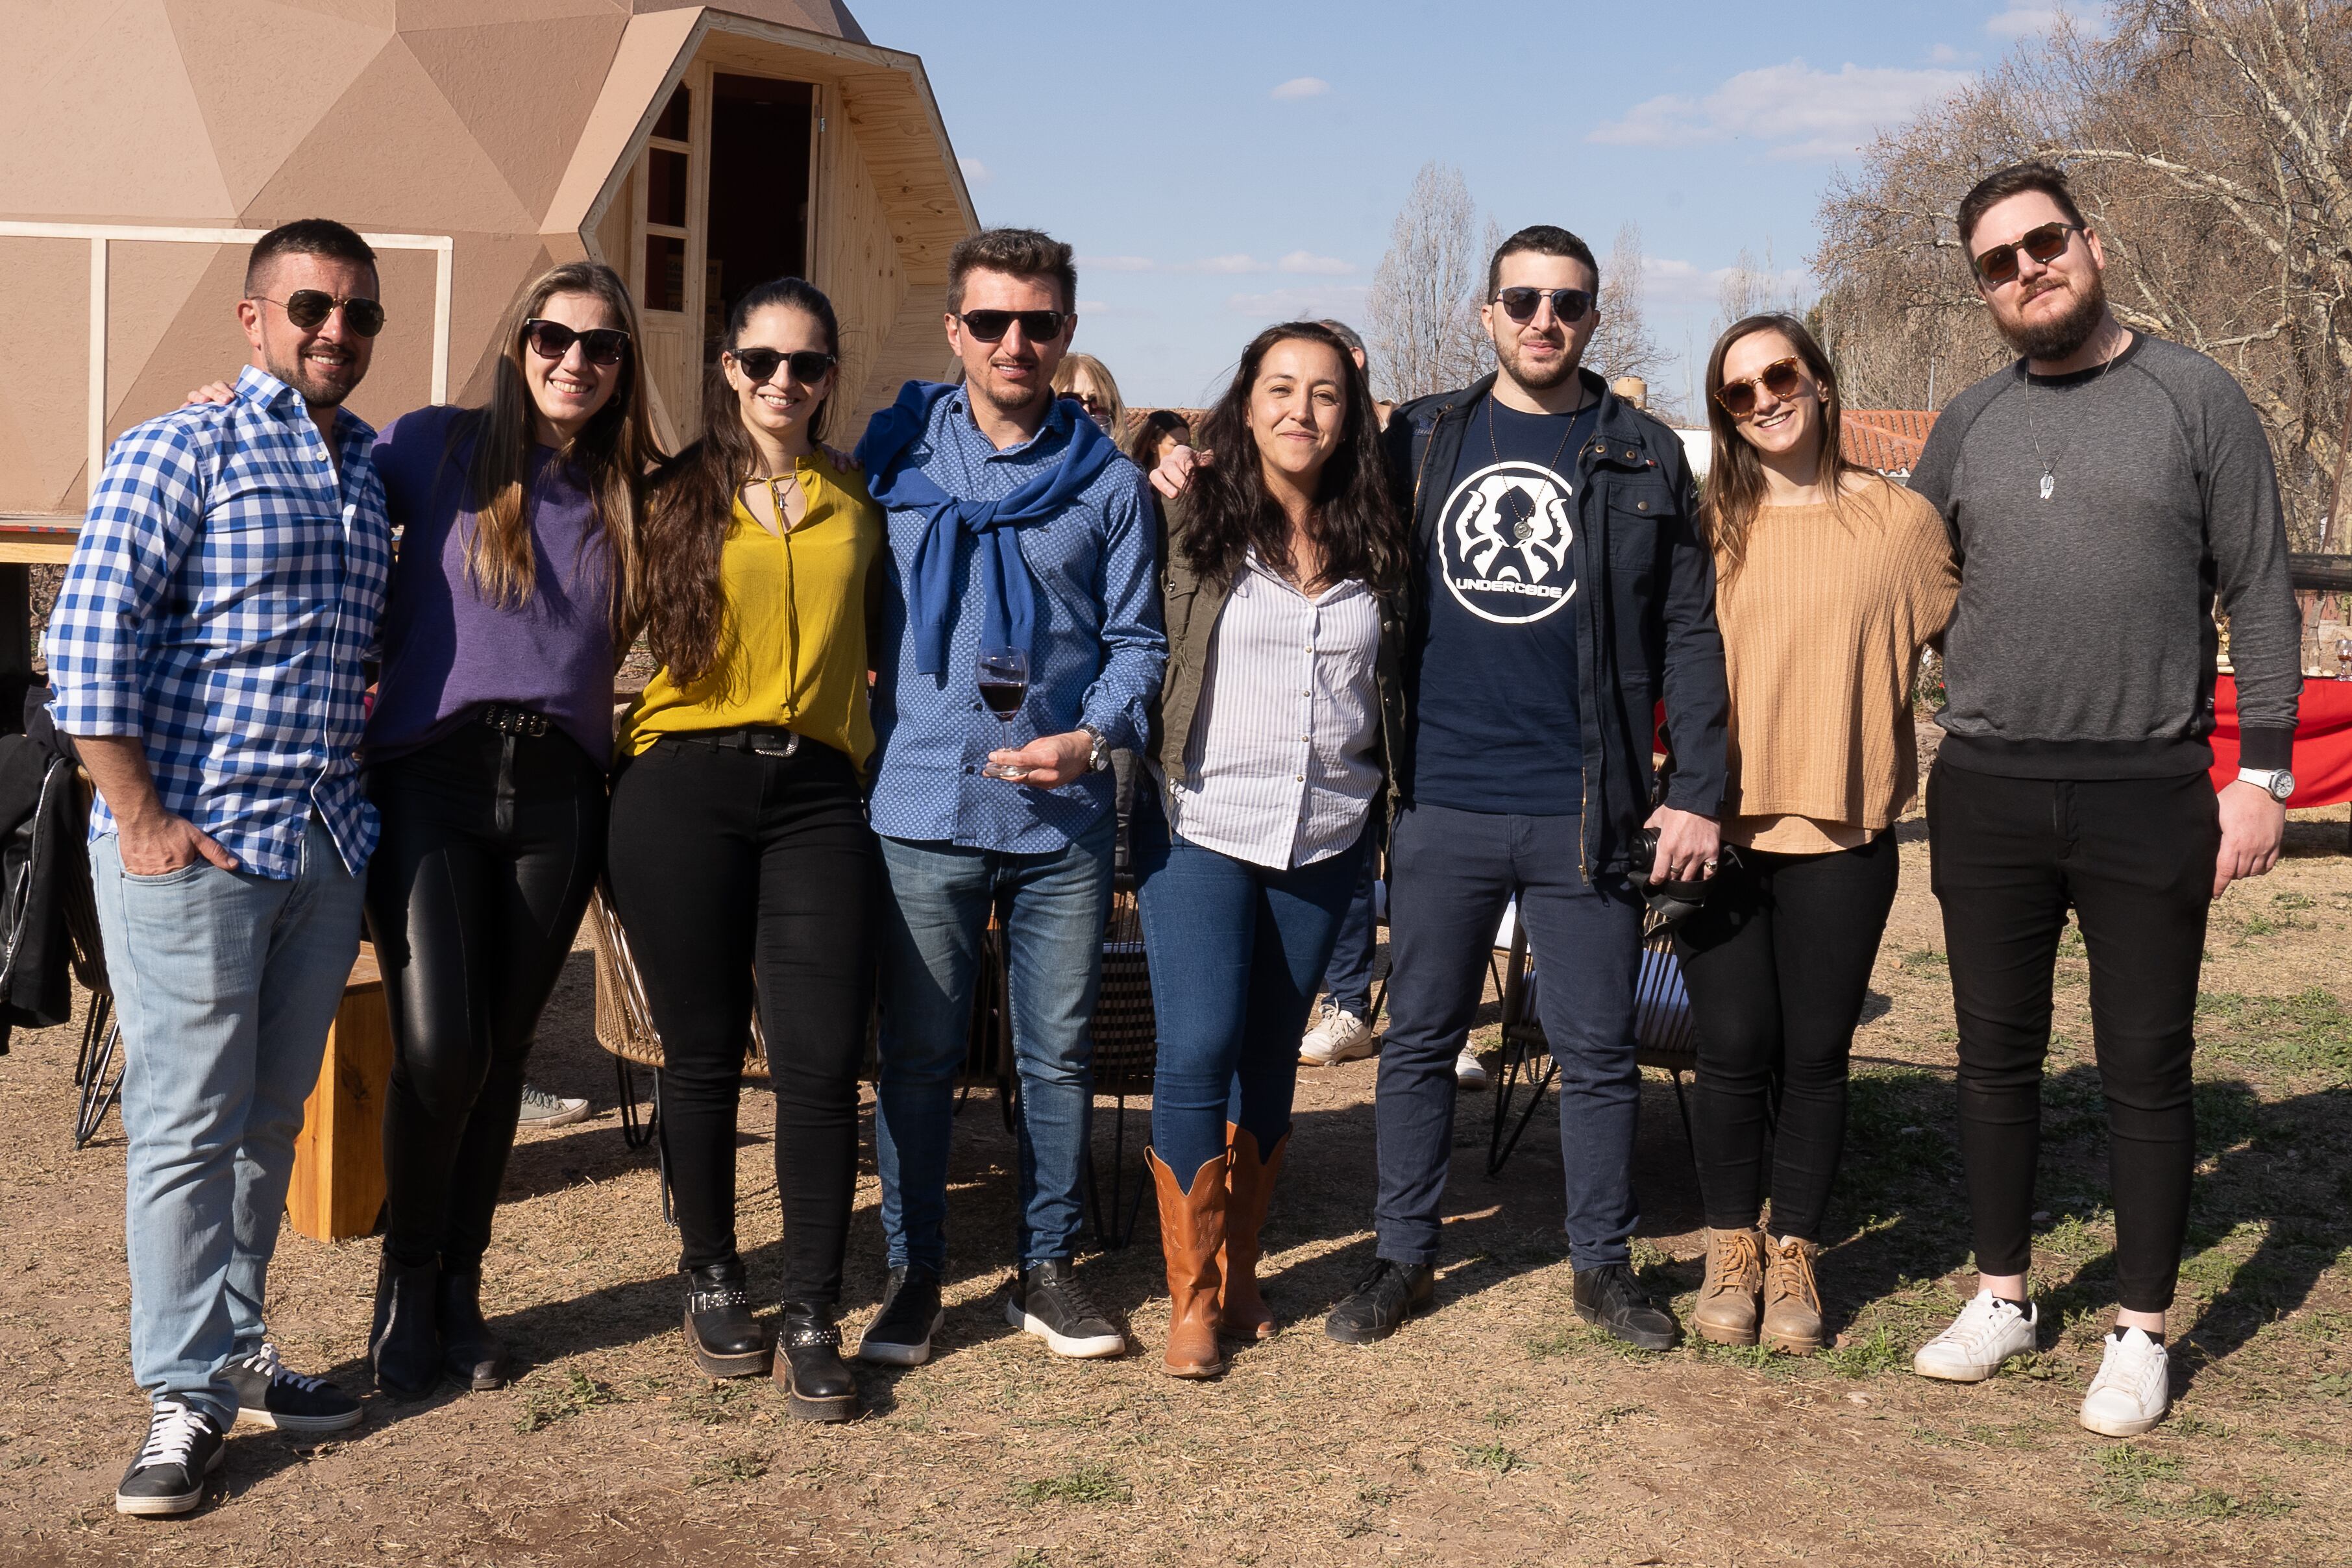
[{"xmin": 1, "ymin": 805, "xmax": 2347, "ymax": 1567}]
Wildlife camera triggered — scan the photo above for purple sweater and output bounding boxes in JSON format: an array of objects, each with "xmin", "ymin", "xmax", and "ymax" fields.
[{"xmin": 366, "ymin": 405, "xmax": 615, "ymax": 766}]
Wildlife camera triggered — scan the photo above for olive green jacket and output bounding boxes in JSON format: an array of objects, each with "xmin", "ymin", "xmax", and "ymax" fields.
[{"xmin": 1146, "ymin": 495, "xmax": 1408, "ymax": 831}]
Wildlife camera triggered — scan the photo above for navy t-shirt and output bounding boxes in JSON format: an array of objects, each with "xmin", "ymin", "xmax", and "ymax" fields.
[{"xmin": 1408, "ymin": 396, "xmax": 1597, "ymax": 814}]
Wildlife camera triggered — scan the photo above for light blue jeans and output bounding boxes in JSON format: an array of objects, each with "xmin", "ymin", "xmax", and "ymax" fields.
[
  {"xmin": 93, "ymin": 813, "xmax": 365, "ymax": 1427},
  {"xmin": 874, "ymin": 816, "xmax": 1113, "ymax": 1273}
]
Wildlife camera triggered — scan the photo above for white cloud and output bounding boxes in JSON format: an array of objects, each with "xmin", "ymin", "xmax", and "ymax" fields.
[
  {"xmin": 1077, "ymin": 254, "xmax": 1156, "ymax": 273},
  {"xmin": 1270, "ymin": 77, "xmax": 1330, "ymax": 101},
  {"xmin": 1639, "ymin": 256, "xmax": 1815, "ymax": 308},
  {"xmin": 1277, "ymin": 251, "xmax": 1354, "ymax": 276},
  {"xmin": 1929, "ymin": 42, "xmax": 1965, "ymax": 64},
  {"xmin": 1179, "ymin": 254, "xmax": 1267, "ymax": 275},
  {"xmin": 958, "ymin": 156, "xmax": 991, "ymax": 184},
  {"xmin": 1587, "ymin": 58, "xmax": 1971, "ymax": 160},
  {"xmin": 1986, "ymin": 3, "xmax": 2063, "ymax": 37},
  {"xmin": 1224, "ymin": 284, "xmax": 1372, "ymax": 322}
]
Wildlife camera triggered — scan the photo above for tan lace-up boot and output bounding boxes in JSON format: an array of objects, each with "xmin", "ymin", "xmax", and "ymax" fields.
[
  {"xmin": 1691, "ymin": 1227, "xmax": 1764, "ymax": 1346},
  {"xmin": 1761, "ymin": 1234, "xmax": 1824, "ymax": 1354}
]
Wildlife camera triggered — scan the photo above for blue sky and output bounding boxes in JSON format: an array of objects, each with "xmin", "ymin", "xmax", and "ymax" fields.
[{"xmin": 851, "ymin": 0, "xmax": 2064, "ymax": 412}]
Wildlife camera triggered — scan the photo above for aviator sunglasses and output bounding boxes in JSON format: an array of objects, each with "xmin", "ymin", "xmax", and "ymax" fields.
[
  {"xmin": 1711, "ymin": 356, "xmax": 1810, "ymax": 419},
  {"xmin": 255, "ymin": 289, "xmax": 385, "ymax": 337},
  {"xmin": 522, "ymin": 318, "xmax": 630, "ymax": 366},
  {"xmin": 1970, "ymin": 221, "xmax": 2084, "ymax": 286},
  {"xmin": 955, "ymin": 309, "xmax": 1070, "ymax": 343},
  {"xmin": 729, "ymin": 346, "xmax": 837, "ymax": 384},
  {"xmin": 1493, "ymin": 286, "xmax": 1594, "ymax": 324}
]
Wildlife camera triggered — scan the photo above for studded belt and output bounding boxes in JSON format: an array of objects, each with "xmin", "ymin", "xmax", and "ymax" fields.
[{"xmin": 478, "ymin": 704, "xmax": 552, "ymax": 738}]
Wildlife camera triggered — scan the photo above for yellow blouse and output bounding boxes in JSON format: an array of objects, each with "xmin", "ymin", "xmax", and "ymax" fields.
[{"xmin": 620, "ymin": 452, "xmax": 880, "ymax": 768}]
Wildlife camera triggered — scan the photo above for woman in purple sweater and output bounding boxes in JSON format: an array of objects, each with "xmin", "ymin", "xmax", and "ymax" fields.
[{"xmin": 360, "ymin": 263, "xmax": 656, "ymax": 1398}]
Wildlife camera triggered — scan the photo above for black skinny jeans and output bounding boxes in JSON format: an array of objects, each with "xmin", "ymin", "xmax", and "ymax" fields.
[
  {"xmin": 604, "ymin": 734, "xmax": 876, "ymax": 1301},
  {"xmin": 1674, "ymin": 833, "xmax": 1899, "ymax": 1243},
  {"xmin": 1928, "ymin": 760, "xmax": 2217, "ymax": 1315},
  {"xmin": 367, "ymin": 720, "xmax": 605, "ymax": 1273}
]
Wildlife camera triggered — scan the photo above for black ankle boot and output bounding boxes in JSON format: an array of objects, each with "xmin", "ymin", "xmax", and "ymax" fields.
[
  {"xmin": 681, "ymin": 1261, "xmax": 768, "ymax": 1378},
  {"xmin": 370, "ymin": 1249, "xmax": 441, "ymax": 1401},
  {"xmin": 772, "ymin": 1301, "xmax": 857, "ymax": 1423},
  {"xmin": 435, "ymin": 1266, "xmax": 509, "ymax": 1391}
]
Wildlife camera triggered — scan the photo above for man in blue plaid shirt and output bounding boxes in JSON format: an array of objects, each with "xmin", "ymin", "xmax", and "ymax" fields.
[{"xmin": 46, "ymin": 220, "xmax": 393, "ymax": 1517}]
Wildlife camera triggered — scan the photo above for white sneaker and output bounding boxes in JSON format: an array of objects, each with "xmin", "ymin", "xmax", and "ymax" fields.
[
  {"xmin": 2080, "ymin": 1327, "xmax": 2171, "ymax": 1437},
  {"xmin": 1300, "ymin": 1001, "xmax": 1377, "ymax": 1066},
  {"xmin": 1913, "ymin": 1289, "xmax": 2038, "ymax": 1382},
  {"xmin": 1453, "ymin": 1047, "xmax": 1490, "ymax": 1088},
  {"xmin": 517, "ymin": 1083, "xmax": 591, "ymax": 1127}
]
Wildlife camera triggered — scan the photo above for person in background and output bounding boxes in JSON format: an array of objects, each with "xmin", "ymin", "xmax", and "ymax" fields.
[
  {"xmin": 1053, "ymin": 351, "xmax": 1126, "ymax": 438},
  {"xmin": 604, "ymin": 276, "xmax": 880, "ymax": 1424},
  {"xmin": 1127, "ymin": 408, "xmax": 1193, "ymax": 475},
  {"xmin": 53, "ymin": 219, "xmax": 388, "ymax": 1516},
  {"xmin": 1907, "ymin": 162, "xmax": 2300, "ymax": 1438},
  {"xmin": 854, "ymin": 229, "xmax": 1164, "ymax": 1370},
  {"xmin": 1139, "ymin": 321, "xmax": 1403, "ymax": 1378},
  {"xmin": 354, "ymin": 262, "xmax": 654, "ymax": 1401},
  {"xmin": 1678, "ymin": 313, "xmax": 1957, "ymax": 1356}
]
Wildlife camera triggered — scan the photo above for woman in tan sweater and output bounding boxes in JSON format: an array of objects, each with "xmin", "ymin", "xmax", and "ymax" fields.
[{"xmin": 1679, "ymin": 314, "xmax": 1957, "ymax": 1354}]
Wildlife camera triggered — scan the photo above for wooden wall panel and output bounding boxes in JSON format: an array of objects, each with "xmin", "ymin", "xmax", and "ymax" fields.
[{"xmin": 814, "ymin": 106, "xmax": 909, "ymax": 424}]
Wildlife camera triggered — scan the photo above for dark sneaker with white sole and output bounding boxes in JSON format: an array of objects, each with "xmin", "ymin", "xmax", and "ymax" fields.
[
  {"xmin": 855, "ymin": 1265, "xmax": 945, "ymax": 1366},
  {"xmin": 115, "ymin": 1401, "xmax": 224, "ymax": 1517},
  {"xmin": 1323, "ymin": 1259, "xmax": 1436, "ymax": 1344},
  {"xmin": 222, "ymin": 1342, "xmax": 364, "ymax": 1432},
  {"xmin": 1005, "ymin": 1259, "xmax": 1125, "ymax": 1358},
  {"xmin": 1572, "ymin": 1263, "xmax": 1682, "ymax": 1351}
]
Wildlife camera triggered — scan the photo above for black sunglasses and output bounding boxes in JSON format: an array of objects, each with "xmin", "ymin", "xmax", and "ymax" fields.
[
  {"xmin": 1494, "ymin": 286, "xmax": 1594, "ymax": 325},
  {"xmin": 1712, "ymin": 356, "xmax": 1810, "ymax": 419},
  {"xmin": 729, "ymin": 346, "xmax": 837, "ymax": 385},
  {"xmin": 1970, "ymin": 221, "xmax": 2084, "ymax": 286},
  {"xmin": 522, "ymin": 318, "xmax": 630, "ymax": 367},
  {"xmin": 955, "ymin": 309, "xmax": 1069, "ymax": 343},
  {"xmin": 258, "ymin": 290, "xmax": 385, "ymax": 337}
]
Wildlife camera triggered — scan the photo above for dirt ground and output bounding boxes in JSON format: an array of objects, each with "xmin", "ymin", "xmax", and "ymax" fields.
[{"xmin": 2, "ymin": 798, "xmax": 2347, "ymax": 1568}]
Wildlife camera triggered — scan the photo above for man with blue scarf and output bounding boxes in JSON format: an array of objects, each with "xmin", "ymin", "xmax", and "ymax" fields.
[{"xmin": 852, "ymin": 229, "xmax": 1164, "ymax": 1368}]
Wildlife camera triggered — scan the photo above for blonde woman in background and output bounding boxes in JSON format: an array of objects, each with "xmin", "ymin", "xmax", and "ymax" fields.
[{"xmin": 1054, "ymin": 351, "xmax": 1125, "ymax": 437}]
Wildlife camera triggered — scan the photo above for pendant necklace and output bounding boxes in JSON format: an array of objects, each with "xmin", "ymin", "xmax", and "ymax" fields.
[{"xmin": 2024, "ymin": 328, "xmax": 2124, "ymax": 502}]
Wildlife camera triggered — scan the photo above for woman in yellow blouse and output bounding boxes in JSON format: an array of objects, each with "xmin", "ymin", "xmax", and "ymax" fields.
[{"xmin": 605, "ymin": 278, "xmax": 879, "ymax": 1423}]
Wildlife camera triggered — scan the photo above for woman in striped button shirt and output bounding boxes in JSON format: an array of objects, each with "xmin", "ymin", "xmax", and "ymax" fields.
[{"xmin": 1139, "ymin": 321, "xmax": 1406, "ymax": 1378}]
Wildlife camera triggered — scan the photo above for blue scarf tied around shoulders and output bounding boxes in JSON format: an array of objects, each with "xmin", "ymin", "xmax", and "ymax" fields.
[{"xmin": 854, "ymin": 380, "xmax": 1118, "ymax": 677}]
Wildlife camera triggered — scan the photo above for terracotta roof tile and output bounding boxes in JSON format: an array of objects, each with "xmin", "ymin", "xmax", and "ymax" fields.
[{"xmin": 1841, "ymin": 409, "xmax": 1938, "ymax": 476}]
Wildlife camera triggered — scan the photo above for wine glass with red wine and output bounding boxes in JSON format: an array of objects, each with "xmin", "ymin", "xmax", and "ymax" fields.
[{"xmin": 977, "ymin": 646, "xmax": 1031, "ymax": 778}]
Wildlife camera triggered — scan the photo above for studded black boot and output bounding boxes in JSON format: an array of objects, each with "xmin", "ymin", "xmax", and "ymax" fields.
[
  {"xmin": 772, "ymin": 1301, "xmax": 857, "ymax": 1423},
  {"xmin": 681, "ymin": 1260, "xmax": 768, "ymax": 1378}
]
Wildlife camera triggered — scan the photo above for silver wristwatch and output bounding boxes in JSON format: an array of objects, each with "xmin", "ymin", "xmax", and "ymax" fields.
[
  {"xmin": 2235, "ymin": 766, "xmax": 2294, "ymax": 802},
  {"xmin": 1078, "ymin": 724, "xmax": 1110, "ymax": 773}
]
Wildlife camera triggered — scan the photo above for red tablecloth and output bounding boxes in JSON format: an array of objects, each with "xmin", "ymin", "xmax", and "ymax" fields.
[{"xmin": 2209, "ymin": 674, "xmax": 2352, "ymax": 807}]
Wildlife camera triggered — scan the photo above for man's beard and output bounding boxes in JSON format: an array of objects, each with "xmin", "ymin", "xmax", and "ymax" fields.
[
  {"xmin": 268, "ymin": 347, "xmax": 359, "ymax": 410},
  {"xmin": 1497, "ymin": 331, "xmax": 1579, "ymax": 392},
  {"xmin": 2001, "ymin": 269, "xmax": 2107, "ymax": 361}
]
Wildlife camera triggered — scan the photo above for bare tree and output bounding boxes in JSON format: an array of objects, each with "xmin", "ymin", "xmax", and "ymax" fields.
[
  {"xmin": 1367, "ymin": 163, "xmax": 1492, "ymax": 400},
  {"xmin": 1587, "ymin": 222, "xmax": 1667, "ymax": 387},
  {"xmin": 1713, "ymin": 240, "xmax": 1812, "ymax": 337}
]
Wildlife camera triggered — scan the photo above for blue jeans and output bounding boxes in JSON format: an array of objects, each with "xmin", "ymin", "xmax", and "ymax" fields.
[
  {"xmin": 874, "ymin": 816, "xmax": 1113, "ymax": 1272},
  {"xmin": 1133, "ymin": 795, "xmax": 1368, "ymax": 1182},
  {"xmin": 93, "ymin": 814, "xmax": 365, "ymax": 1428},
  {"xmin": 1375, "ymin": 803, "xmax": 1643, "ymax": 1271},
  {"xmin": 1316, "ymin": 840, "xmax": 1380, "ymax": 1018}
]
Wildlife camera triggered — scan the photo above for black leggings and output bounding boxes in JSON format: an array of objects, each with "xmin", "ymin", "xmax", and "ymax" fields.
[
  {"xmin": 604, "ymin": 734, "xmax": 876, "ymax": 1301},
  {"xmin": 1928, "ymin": 761, "xmax": 2216, "ymax": 1314},
  {"xmin": 1675, "ymin": 834, "xmax": 1899, "ymax": 1243},
  {"xmin": 367, "ymin": 721, "xmax": 606, "ymax": 1273}
]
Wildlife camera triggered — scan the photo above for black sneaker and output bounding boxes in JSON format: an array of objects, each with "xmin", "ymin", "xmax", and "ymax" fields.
[
  {"xmin": 855, "ymin": 1265, "xmax": 945, "ymax": 1366},
  {"xmin": 222, "ymin": 1343, "xmax": 364, "ymax": 1432},
  {"xmin": 1004, "ymin": 1259, "xmax": 1125, "ymax": 1358},
  {"xmin": 1572, "ymin": 1262, "xmax": 1682, "ymax": 1352},
  {"xmin": 114, "ymin": 1401, "xmax": 224, "ymax": 1517},
  {"xmin": 774, "ymin": 1302, "xmax": 859, "ymax": 1423},
  {"xmin": 1323, "ymin": 1259, "xmax": 1436, "ymax": 1345}
]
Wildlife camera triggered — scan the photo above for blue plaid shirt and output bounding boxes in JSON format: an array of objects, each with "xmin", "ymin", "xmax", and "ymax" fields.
[
  {"xmin": 867, "ymin": 387, "xmax": 1164, "ymax": 852},
  {"xmin": 46, "ymin": 365, "xmax": 392, "ymax": 879}
]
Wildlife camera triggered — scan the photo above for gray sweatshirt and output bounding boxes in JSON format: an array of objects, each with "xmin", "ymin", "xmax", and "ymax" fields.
[{"xmin": 1910, "ymin": 333, "xmax": 2300, "ymax": 777}]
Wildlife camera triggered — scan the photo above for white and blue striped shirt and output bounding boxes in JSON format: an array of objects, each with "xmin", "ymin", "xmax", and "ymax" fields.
[
  {"xmin": 1166, "ymin": 554, "xmax": 1381, "ymax": 870},
  {"xmin": 46, "ymin": 365, "xmax": 392, "ymax": 879}
]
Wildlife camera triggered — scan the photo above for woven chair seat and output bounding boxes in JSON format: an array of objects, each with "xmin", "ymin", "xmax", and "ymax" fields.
[{"xmin": 1088, "ymin": 887, "xmax": 1158, "ymax": 1096}]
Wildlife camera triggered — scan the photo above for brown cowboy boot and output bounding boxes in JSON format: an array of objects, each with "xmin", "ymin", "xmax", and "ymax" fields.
[
  {"xmin": 1691, "ymin": 1226, "xmax": 1765, "ymax": 1347},
  {"xmin": 1761, "ymin": 1234, "xmax": 1825, "ymax": 1354},
  {"xmin": 1147, "ymin": 1148, "xmax": 1228, "ymax": 1378},
  {"xmin": 1219, "ymin": 1123, "xmax": 1288, "ymax": 1340}
]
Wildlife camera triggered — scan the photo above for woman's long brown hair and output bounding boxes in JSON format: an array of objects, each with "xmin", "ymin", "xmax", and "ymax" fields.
[
  {"xmin": 638, "ymin": 277, "xmax": 841, "ymax": 686},
  {"xmin": 1699, "ymin": 313, "xmax": 1865, "ymax": 585},
  {"xmin": 452, "ymin": 262, "xmax": 655, "ymax": 646}
]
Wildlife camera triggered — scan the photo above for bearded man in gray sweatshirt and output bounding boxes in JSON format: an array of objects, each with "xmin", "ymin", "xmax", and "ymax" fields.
[{"xmin": 1904, "ymin": 162, "xmax": 2300, "ymax": 1439}]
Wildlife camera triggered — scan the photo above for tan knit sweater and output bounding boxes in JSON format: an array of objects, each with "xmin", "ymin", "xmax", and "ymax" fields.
[{"xmin": 1716, "ymin": 476, "xmax": 1959, "ymax": 851}]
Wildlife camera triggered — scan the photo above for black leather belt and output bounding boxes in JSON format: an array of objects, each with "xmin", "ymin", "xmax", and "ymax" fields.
[
  {"xmin": 665, "ymin": 726, "xmax": 802, "ymax": 758},
  {"xmin": 478, "ymin": 704, "xmax": 552, "ymax": 738}
]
